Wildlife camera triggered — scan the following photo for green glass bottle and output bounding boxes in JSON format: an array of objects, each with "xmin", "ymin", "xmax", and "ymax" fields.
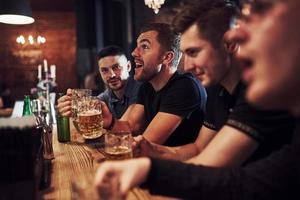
[
  {"xmin": 56, "ymin": 93, "xmax": 70, "ymax": 142},
  {"xmin": 22, "ymin": 95, "xmax": 33, "ymax": 116}
]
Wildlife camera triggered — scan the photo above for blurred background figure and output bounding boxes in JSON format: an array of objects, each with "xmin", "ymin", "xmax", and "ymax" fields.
[
  {"xmin": 0, "ymin": 80, "xmax": 12, "ymax": 108},
  {"xmin": 84, "ymin": 71, "xmax": 104, "ymax": 96}
]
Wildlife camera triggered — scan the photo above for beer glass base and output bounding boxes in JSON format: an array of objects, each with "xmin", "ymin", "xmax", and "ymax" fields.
[{"xmin": 82, "ymin": 129, "xmax": 106, "ymax": 140}]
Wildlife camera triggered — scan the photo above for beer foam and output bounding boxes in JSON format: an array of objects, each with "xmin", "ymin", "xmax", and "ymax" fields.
[{"xmin": 78, "ymin": 109, "xmax": 101, "ymax": 116}]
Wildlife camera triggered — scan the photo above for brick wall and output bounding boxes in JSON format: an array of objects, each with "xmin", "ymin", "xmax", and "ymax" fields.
[{"xmin": 0, "ymin": 11, "xmax": 77, "ymax": 103}]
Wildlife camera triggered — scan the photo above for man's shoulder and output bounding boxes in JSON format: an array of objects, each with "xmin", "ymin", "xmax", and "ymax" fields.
[
  {"xmin": 127, "ymin": 77, "xmax": 142, "ymax": 90},
  {"xmin": 165, "ymin": 72, "xmax": 198, "ymax": 89},
  {"xmin": 206, "ymin": 84, "xmax": 224, "ymax": 97},
  {"xmin": 171, "ymin": 71, "xmax": 194, "ymax": 81},
  {"xmin": 98, "ymin": 89, "xmax": 110, "ymax": 100},
  {"xmin": 125, "ymin": 77, "xmax": 142, "ymax": 96},
  {"xmin": 206, "ymin": 82, "xmax": 246, "ymax": 107}
]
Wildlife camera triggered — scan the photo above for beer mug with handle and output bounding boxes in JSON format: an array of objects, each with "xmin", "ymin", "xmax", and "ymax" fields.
[
  {"xmin": 77, "ymin": 96, "xmax": 104, "ymax": 139},
  {"xmin": 71, "ymin": 89, "xmax": 92, "ymax": 133}
]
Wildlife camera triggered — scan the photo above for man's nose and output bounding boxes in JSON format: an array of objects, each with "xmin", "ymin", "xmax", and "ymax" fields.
[
  {"xmin": 109, "ymin": 68, "xmax": 116, "ymax": 77},
  {"xmin": 183, "ymin": 57, "xmax": 195, "ymax": 72},
  {"xmin": 131, "ymin": 47, "xmax": 139, "ymax": 58}
]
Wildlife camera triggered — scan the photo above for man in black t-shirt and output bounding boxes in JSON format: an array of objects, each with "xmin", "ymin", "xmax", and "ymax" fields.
[
  {"xmin": 98, "ymin": 23, "xmax": 206, "ymax": 146},
  {"xmin": 137, "ymin": 71, "xmax": 206, "ymax": 146}
]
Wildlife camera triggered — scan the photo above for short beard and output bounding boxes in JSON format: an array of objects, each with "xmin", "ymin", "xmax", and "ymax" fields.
[{"xmin": 110, "ymin": 80, "xmax": 125, "ymax": 92}]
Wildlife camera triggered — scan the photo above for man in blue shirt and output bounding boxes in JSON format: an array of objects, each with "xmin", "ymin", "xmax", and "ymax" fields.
[
  {"xmin": 96, "ymin": 45, "xmax": 140, "ymax": 119},
  {"xmin": 57, "ymin": 45, "xmax": 140, "ymax": 119}
]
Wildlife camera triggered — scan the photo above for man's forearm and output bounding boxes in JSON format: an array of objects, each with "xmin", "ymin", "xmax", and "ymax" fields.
[
  {"xmin": 172, "ymin": 143, "xmax": 200, "ymax": 161},
  {"xmin": 152, "ymin": 143, "xmax": 200, "ymax": 161}
]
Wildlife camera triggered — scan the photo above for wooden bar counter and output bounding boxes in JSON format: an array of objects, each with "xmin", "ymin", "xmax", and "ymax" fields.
[{"xmin": 41, "ymin": 122, "xmax": 178, "ymax": 200}]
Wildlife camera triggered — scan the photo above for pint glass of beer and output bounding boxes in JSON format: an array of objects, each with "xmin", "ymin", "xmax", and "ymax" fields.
[
  {"xmin": 105, "ymin": 130, "xmax": 133, "ymax": 160},
  {"xmin": 71, "ymin": 89, "xmax": 92, "ymax": 133},
  {"xmin": 77, "ymin": 96, "xmax": 104, "ymax": 139}
]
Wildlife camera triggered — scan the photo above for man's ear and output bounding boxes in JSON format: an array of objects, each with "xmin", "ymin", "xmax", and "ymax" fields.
[
  {"xmin": 223, "ymin": 30, "xmax": 239, "ymax": 54},
  {"xmin": 224, "ymin": 41, "xmax": 239, "ymax": 54},
  {"xmin": 162, "ymin": 51, "xmax": 175, "ymax": 66},
  {"xmin": 127, "ymin": 60, "xmax": 132, "ymax": 72}
]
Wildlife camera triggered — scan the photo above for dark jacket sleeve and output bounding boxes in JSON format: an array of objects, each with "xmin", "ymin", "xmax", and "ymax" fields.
[{"xmin": 144, "ymin": 146, "xmax": 297, "ymax": 200}]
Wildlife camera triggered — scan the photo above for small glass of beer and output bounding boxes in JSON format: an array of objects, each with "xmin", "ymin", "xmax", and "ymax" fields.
[
  {"xmin": 105, "ymin": 130, "xmax": 133, "ymax": 160},
  {"xmin": 71, "ymin": 89, "xmax": 92, "ymax": 133},
  {"xmin": 77, "ymin": 96, "xmax": 104, "ymax": 139}
]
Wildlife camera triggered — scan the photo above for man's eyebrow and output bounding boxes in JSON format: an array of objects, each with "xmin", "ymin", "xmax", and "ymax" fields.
[
  {"xmin": 101, "ymin": 62, "xmax": 119, "ymax": 69},
  {"xmin": 138, "ymin": 38, "xmax": 151, "ymax": 44},
  {"xmin": 182, "ymin": 47, "xmax": 201, "ymax": 52},
  {"xmin": 110, "ymin": 63, "xmax": 120, "ymax": 68}
]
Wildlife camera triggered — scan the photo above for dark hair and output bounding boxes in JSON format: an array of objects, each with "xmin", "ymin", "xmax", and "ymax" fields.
[
  {"xmin": 139, "ymin": 22, "xmax": 181, "ymax": 68},
  {"xmin": 96, "ymin": 45, "xmax": 125, "ymax": 61},
  {"xmin": 173, "ymin": 0, "xmax": 239, "ymax": 47}
]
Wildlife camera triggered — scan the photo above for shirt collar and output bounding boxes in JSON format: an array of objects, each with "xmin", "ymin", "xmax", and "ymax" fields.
[{"xmin": 107, "ymin": 78, "xmax": 132, "ymax": 103}]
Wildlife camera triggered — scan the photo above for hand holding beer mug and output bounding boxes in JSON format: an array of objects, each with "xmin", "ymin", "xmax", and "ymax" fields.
[
  {"xmin": 77, "ymin": 96, "xmax": 104, "ymax": 139},
  {"xmin": 105, "ymin": 129, "xmax": 133, "ymax": 160},
  {"xmin": 71, "ymin": 89, "xmax": 92, "ymax": 133}
]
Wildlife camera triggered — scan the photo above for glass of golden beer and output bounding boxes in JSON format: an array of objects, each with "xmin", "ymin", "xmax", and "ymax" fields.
[
  {"xmin": 105, "ymin": 130, "xmax": 133, "ymax": 160},
  {"xmin": 71, "ymin": 89, "xmax": 92, "ymax": 133},
  {"xmin": 77, "ymin": 96, "xmax": 104, "ymax": 139}
]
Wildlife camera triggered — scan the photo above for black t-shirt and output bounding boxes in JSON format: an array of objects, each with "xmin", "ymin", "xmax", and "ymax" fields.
[
  {"xmin": 204, "ymin": 82, "xmax": 295, "ymax": 163},
  {"xmin": 137, "ymin": 72, "xmax": 207, "ymax": 146}
]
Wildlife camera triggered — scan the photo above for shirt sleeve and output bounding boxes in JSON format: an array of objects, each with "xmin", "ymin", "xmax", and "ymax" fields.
[
  {"xmin": 226, "ymin": 89, "xmax": 295, "ymax": 143},
  {"xmin": 98, "ymin": 90, "xmax": 109, "ymax": 107},
  {"xmin": 144, "ymin": 145, "xmax": 296, "ymax": 199},
  {"xmin": 159, "ymin": 76, "xmax": 202, "ymax": 118},
  {"xmin": 203, "ymin": 85, "xmax": 221, "ymax": 131}
]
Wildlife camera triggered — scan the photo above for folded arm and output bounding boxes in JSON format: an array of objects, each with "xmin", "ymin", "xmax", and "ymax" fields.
[{"xmin": 187, "ymin": 125, "xmax": 258, "ymax": 167}]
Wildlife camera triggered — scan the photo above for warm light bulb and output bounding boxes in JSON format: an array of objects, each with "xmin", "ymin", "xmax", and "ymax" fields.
[
  {"xmin": 16, "ymin": 35, "xmax": 26, "ymax": 44},
  {"xmin": 37, "ymin": 35, "xmax": 46, "ymax": 44},
  {"xmin": 28, "ymin": 35, "xmax": 34, "ymax": 44},
  {"xmin": 16, "ymin": 35, "xmax": 46, "ymax": 45}
]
